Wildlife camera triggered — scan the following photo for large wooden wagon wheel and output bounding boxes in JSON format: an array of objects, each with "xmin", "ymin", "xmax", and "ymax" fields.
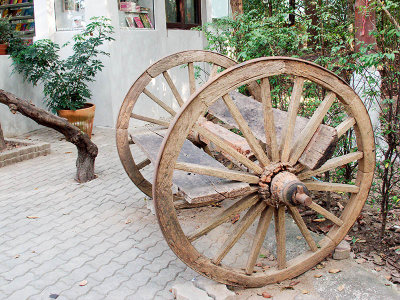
[
  {"xmin": 153, "ymin": 57, "xmax": 375, "ymax": 287},
  {"xmin": 116, "ymin": 50, "xmax": 236, "ymax": 198}
]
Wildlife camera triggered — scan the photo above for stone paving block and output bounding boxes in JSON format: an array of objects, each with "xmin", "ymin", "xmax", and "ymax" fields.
[
  {"xmin": 194, "ymin": 278, "xmax": 236, "ymax": 300},
  {"xmin": 6, "ymin": 285, "xmax": 41, "ymax": 300},
  {"xmin": 172, "ymin": 282, "xmax": 213, "ymax": 300},
  {"xmin": 105, "ymin": 285, "xmax": 137, "ymax": 300},
  {"xmin": 333, "ymin": 240, "xmax": 351, "ymax": 260}
]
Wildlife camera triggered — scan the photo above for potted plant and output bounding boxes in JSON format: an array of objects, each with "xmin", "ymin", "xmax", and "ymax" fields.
[
  {"xmin": 0, "ymin": 18, "xmax": 13, "ymax": 55},
  {"xmin": 9, "ymin": 17, "xmax": 114, "ymax": 137}
]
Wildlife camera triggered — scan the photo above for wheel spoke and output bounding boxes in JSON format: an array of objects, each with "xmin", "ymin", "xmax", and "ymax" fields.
[
  {"xmin": 336, "ymin": 117, "xmax": 356, "ymax": 138},
  {"xmin": 275, "ymin": 206, "xmax": 286, "ymax": 269},
  {"xmin": 130, "ymin": 113, "xmax": 169, "ymax": 127},
  {"xmin": 288, "ymin": 206, "xmax": 318, "ymax": 252},
  {"xmin": 175, "ymin": 162, "xmax": 260, "ymax": 184},
  {"xmin": 245, "ymin": 207, "xmax": 274, "ymax": 275},
  {"xmin": 188, "ymin": 193, "xmax": 259, "ymax": 242},
  {"xmin": 212, "ymin": 201, "xmax": 267, "ymax": 265},
  {"xmin": 143, "ymin": 88, "xmax": 176, "ymax": 116},
  {"xmin": 222, "ymin": 94, "xmax": 270, "ymax": 167},
  {"xmin": 188, "ymin": 62, "xmax": 196, "ymax": 95},
  {"xmin": 209, "ymin": 64, "xmax": 220, "ymax": 80},
  {"xmin": 163, "ymin": 70, "xmax": 184, "ymax": 106},
  {"xmin": 261, "ymin": 78, "xmax": 279, "ymax": 162},
  {"xmin": 298, "ymin": 151, "xmax": 363, "ymax": 180},
  {"xmin": 289, "ymin": 92, "xmax": 336, "ymax": 165},
  {"xmin": 303, "ymin": 180, "xmax": 360, "ymax": 193},
  {"xmin": 280, "ymin": 77, "xmax": 305, "ymax": 162},
  {"xmin": 194, "ymin": 124, "xmax": 264, "ymax": 174},
  {"xmin": 307, "ymin": 201, "xmax": 343, "ymax": 226},
  {"xmin": 136, "ymin": 158, "xmax": 151, "ymax": 170}
]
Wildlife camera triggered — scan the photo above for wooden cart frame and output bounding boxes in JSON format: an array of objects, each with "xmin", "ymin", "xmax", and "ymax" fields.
[{"xmin": 116, "ymin": 51, "xmax": 375, "ymax": 287}]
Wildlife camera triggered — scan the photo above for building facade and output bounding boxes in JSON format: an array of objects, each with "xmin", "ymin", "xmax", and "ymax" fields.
[{"xmin": 0, "ymin": 0, "xmax": 228, "ymax": 137}]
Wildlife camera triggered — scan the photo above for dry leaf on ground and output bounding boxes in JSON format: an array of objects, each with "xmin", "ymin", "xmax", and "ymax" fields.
[
  {"xmin": 289, "ymin": 280, "xmax": 300, "ymax": 286},
  {"xmin": 261, "ymin": 292, "xmax": 272, "ymax": 298},
  {"xmin": 79, "ymin": 280, "xmax": 88, "ymax": 286},
  {"xmin": 302, "ymin": 290, "xmax": 309, "ymax": 294},
  {"xmin": 314, "ymin": 274, "xmax": 322, "ymax": 278},
  {"xmin": 329, "ymin": 269, "xmax": 341, "ymax": 274}
]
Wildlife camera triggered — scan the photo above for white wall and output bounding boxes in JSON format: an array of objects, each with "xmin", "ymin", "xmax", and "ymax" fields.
[{"xmin": 0, "ymin": 0, "xmax": 212, "ymax": 137}]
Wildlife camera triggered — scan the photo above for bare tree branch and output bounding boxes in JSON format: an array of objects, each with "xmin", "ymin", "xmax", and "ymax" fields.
[{"xmin": 0, "ymin": 89, "xmax": 98, "ymax": 182}]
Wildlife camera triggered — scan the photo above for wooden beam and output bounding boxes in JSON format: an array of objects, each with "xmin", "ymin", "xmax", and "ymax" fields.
[
  {"xmin": 194, "ymin": 124, "xmax": 264, "ymax": 174},
  {"xmin": 175, "ymin": 162, "xmax": 260, "ymax": 184}
]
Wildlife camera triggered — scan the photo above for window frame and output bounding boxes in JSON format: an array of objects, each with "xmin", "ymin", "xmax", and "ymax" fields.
[{"xmin": 166, "ymin": 0, "xmax": 201, "ymax": 29}]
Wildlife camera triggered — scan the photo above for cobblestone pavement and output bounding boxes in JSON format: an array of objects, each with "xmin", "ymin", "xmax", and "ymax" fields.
[
  {"xmin": 0, "ymin": 127, "xmax": 200, "ymax": 300},
  {"xmin": 2, "ymin": 127, "xmax": 399, "ymax": 300}
]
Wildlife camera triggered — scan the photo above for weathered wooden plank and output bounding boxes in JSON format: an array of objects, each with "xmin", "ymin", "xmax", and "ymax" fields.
[
  {"xmin": 132, "ymin": 129, "xmax": 251, "ymax": 204},
  {"xmin": 197, "ymin": 119, "xmax": 252, "ymax": 157},
  {"xmin": 208, "ymin": 91, "xmax": 338, "ymax": 170}
]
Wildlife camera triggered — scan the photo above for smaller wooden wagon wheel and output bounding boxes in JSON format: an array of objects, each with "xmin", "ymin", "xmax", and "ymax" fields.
[
  {"xmin": 153, "ymin": 57, "xmax": 375, "ymax": 287},
  {"xmin": 116, "ymin": 50, "xmax": 236, "ymax": 199}
]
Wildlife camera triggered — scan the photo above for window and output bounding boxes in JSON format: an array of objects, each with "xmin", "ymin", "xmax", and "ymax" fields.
[
  {"xmin": 118, "ymin": 0, "xmax": 155, "ymax": 30},
  {"xmin": 55, "ymin": 0, "xmax": 85, "ymax": 31},
  {"xmin": 165, "ymin": 0, "xmax": 201, "ymax": 29}
]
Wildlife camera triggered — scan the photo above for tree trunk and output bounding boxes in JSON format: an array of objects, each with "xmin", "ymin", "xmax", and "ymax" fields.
[
  {"xmin": 304, "ymin": 0, "xmax": 318, "ymax": 46},
  {"xmin": 0, "ymin": 122, "xmax": 6, "ymax": 151},
  {"xmin": 289, "ymin": 0, "xmax": 296, "ymax": 26},
  {"xmin": 354, "ymin": 0, "xmax": 378, "ymax": 53},
  {"xmin": 230, "ymin": 0, "xmax": 243, "ymax": 18},
  {"xmin": 0, "ymin": 89, "xmax": 98, "ymax": 183}
]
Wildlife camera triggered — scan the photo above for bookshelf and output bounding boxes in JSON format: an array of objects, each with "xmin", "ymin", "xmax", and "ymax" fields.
[
  {"xmin": 118, "ymin": 0, "xmax": 154, "ymax": 30},
  {"xmin": 0, "ymin": 0, "xmax": 35, "ymax": 41}
]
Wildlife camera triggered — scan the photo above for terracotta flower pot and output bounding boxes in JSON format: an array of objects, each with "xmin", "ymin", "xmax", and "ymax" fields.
[
  {"xmin": 58, "ymin": 103, "xmax": 96, "ymax": 138},
  {"xmin": 0, "ymin": 44, "xmax": 8, "ymax": 55}
]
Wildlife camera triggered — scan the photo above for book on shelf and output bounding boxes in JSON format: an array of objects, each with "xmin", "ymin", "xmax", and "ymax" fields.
[
  {"xmin": 139, "ymin": 14, "xmax": 153, "ymax": 29},
  {"xmin": 133, "ymin": 16, "xmax": 144, "ymax": 28},
  {"xmin": 125, "ymin": 16, "xmax": 134, "ymax": 28}
]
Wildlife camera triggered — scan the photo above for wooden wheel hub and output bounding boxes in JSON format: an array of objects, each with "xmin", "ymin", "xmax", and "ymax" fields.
[
  {"xmin": 258, "ymin": 163, "xmax": 302, "ymax": 206},
  {"xmin": 261, "ymin": 171, "xmax": 311, "ymax": 207}
]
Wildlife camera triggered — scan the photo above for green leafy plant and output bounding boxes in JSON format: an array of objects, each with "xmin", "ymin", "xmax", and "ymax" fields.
[
  {"xmin": 10, "ymin": 16, "xmax": 114, "ymax": 112},
  {"xmin": 0, "ymin": 18, "xmax": 13, "ymax": 44}
]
